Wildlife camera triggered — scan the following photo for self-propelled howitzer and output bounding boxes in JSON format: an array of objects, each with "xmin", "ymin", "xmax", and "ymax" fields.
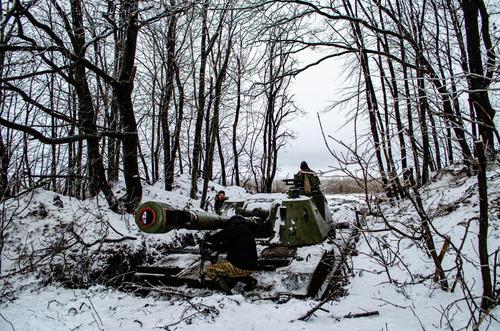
[
  {"xmin": 135, "ymin": 182, "xmax": 333, "ymax": 246},
  {"xmin": 133, "ymin": 175, "xmax": 340, "ymax": 298}
]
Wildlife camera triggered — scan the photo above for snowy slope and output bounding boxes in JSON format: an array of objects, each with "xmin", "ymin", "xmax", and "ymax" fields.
[{"xmin": 0, "ymin": 169, "xmax": 499, "ymax": 330}]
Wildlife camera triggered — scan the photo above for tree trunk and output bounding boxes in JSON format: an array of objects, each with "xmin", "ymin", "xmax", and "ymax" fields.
[
  {"xmin": 416, "ymin": 65, "xmax": 432, "ymax": 185},
  {"xmin": 349, "ymin": 25, "xmax": 390, "ymax": 195},
  {"xmin": 217, "ymin": 134, "xmax": 227, "ymax": 186},
  {"xmin": 190, "ymin": 0, "xmax": 210, "ymax": 199},
  {"xmin": 232, "ymin": 56, "xmax": 242, "ymax": 186},
  {"xmin": 166, "ymin": 61, "xmax": 185, "ymax": 191},
  {"xmin": 0, "ymin": 135, "xmax": 9, "ymax": 199},
  {"xmin": 49, "ymin": 75, "xmax": 57, "ymax": 191},
  {"xmin": 113, "ymin": 0, "xmax": 142, "ymax": 212},
  {"xmin": 376, "ymin": 43, "xmax": 403, "ymax": 199},
  {"xmin": 461, "ymin": 0, "xmax": 496, "ymax": 156},
  {"xmin": 191, "ymin": 0, "xmax": 228, "ymax": 198},
  {"xmin": 399, "ymin": 36, "xmax": 421, "ymax": 185},
  {"xmin": 474, "ymin": 140, "xmax": 494, "ymax": 312},
  {"xmin": 201, "ymin": 33, "xmax": 232, "ymax": 206},
  {"xmin": 161, "ymin": 7, "xmax": 177, "ymax": 190},
  {"xmin": 0, "ymin": 31, "xmax": 10, "ymax": 199},
  {"xmin": 428, "ymin": 111, "xmax": 442, "ymax": 171},
  {"xmin": 217, "ymin": 128, "xmax": 227, "ymax": 186},
  {"xmin": 107, "ymin": 100, "xmax": 120, "ymax": 182},
  {"xmin": 70, "ymin": 0, "xmax": 120, "ymax": 211},
  {"xmin": 408, "ymin": 173, "xmax": 449, "ymax": 291},
  {"xmin": 379, "ymin": 9, "xmax": 408, "ymax": 184}
]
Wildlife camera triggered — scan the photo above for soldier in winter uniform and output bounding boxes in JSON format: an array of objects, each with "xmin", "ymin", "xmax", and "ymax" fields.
[
  {"xmin": 204, "ymin": 215, "xmax": 257, "ymax": 294},
  {"xmin": 213, "ymin": 190, "xmax": 226, "ymax": 215},
  {"xmin": 295, "ymin": 161, "xmax": 321, "ymax": 194}
]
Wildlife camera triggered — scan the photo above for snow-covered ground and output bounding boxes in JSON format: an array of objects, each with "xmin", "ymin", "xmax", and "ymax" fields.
[{"xmin": 1, "ymin": 168, "xmax": 499, "ymax": 330}]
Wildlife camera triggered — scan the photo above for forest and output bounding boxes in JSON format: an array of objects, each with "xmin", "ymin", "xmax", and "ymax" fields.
[
  {"xmin": 0, "ymin": 0, "xmax": 497, "ymax": 207},
  {"xmin": 0, "ymin": 0, "xmax": 498, "ymax": 330}
]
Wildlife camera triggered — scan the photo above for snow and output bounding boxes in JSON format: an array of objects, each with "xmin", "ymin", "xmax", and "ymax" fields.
[{"xmin": 1, "ymin": 170, "xmax": 499, "ymax": 330}]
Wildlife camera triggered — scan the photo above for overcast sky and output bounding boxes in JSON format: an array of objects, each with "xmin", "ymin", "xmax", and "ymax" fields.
[{"xmin": 276, "ymin": 55, "xmax": 366, "ymax": 178}]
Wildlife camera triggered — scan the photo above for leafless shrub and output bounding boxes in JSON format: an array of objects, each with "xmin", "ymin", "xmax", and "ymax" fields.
[
  {"xmin": 272, "ymin": 177, "xmax": 382, "ymax": 194},
  {"xmin": 321, "ymin": 178, "xmax": 383, "ymax": 194}
]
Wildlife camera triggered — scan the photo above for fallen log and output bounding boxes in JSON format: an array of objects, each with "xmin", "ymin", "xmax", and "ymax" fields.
[{"xmin": 343, "ymin": 310, "xmax": 379, "ymax": 319}]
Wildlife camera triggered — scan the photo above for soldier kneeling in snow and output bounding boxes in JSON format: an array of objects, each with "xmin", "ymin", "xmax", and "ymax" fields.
[{"xmin": 203, "ymin": 215, "xmax": 257, "ymax": 294}]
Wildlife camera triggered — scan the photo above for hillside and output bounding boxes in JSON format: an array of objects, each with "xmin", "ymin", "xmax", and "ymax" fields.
[{"xmin": 0, "ymin": 166, "xmax": 499, "ymax": 331}]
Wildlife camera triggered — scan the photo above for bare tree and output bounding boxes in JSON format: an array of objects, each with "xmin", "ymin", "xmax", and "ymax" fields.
[
  {"xmin": 257, "ymin": 21, "xmax": 299, "ymax": 193},
  {"xmin": 200, "ymin": 12, "xmax": 234, "ymax": 205},
  {"xmin": 190, "ymin": 0, "xmax": 227, "ymax": 199}
]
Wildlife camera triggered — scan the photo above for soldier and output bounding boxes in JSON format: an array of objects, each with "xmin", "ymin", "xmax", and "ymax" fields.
[
  {"xmin": 214, "ymin": 190, "xmax": 226, "ymax": 214},
  {"xmin": 295, "ymin": 161, "xmax": 321, "ymax": 194},
  {"xmin": 204, "ymin": 215, "xmax": 258, "ymax": 294}
]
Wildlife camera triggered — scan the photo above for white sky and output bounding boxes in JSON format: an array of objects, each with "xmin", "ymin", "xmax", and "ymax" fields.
[{"xmin": 277, "ymin": 54, "xmax": 365, "ymax": 178}]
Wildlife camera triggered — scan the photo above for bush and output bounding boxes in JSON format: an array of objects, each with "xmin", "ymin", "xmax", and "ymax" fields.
[
  {"xmin": 273, "ymin": 177, "xmax": 382, "ymax": 194},
  {"xmin": 321, "ymin": 177, "xmax": 382, "ymax": 194}
]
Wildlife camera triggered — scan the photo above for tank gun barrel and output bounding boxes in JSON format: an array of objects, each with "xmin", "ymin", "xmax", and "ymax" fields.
[{"xmin": 135, "ymin": 201, "xmax": 230, "ymax": 234}]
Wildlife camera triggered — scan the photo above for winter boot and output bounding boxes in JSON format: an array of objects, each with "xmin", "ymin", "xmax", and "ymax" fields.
[
  {"xmin": 242, "ymin": 276, "xmax": 257, "ymax": 291},
  {"xmin": 216, "ymin": 278, "xmax": 232, "ymax": 295}
]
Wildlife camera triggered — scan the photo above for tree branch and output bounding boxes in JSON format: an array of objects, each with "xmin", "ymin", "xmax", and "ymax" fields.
[{"xmin": 0, "ymin": 116, "xmax": 127, "ymax": 144}]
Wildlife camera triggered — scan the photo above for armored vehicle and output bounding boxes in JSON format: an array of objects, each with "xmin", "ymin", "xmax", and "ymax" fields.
[{"xmin": 134, "ymin": 174, "xmax": 340, "ymax": 298}]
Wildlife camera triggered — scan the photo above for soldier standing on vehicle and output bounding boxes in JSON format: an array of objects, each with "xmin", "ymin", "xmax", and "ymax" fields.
[{"xmin": 296, "ymin": 161, "xmax": 321, "ymax": 194}]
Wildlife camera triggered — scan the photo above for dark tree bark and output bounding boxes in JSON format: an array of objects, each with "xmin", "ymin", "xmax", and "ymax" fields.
[
  {"xmin": 428, "ymin": 111, "xmax": 442, "ymax": 171},
  {"xmin": 70, "ymin": 0, "xmax": 120, "ymax": 211},
  {"xmin": 405, "ymin": 172, "xmax": 449, "ymax": 291},
  {"xmin": 231, "ymin": 56, "xmax": 242, "ymax": 186},
  {"xmin": 161, "ymin": 4, "xmax": 177, "ymax": 191},
  {"xmin": 190, "ymin": 0, "xmax": 210, "ymax": 199},
  {"xmin": 0, "ymin": 135, "xmax": 9, "ymax": 199},
  {"xmin": 49, "ymin": 75, "xmax": 57, "ymax": 191},
  {"xmin": 191, "ymin": 1, "xmax": 227, "ymax": 199},
  {"xmin": 112, "ymin": 0, "xmax": 142, "ymax": 212},
  {"xmin": 344, "ymin": 0, "xmax": 390, "ymax": 195},
  {"xmin": 445, "ymin": 0, "xmax": 478, "ymax": 147},
  {"xmin": 410, "ymin": 6, "xmax": 433, "ymax": 184},
  {"xmin": 378, "ymin": 7, "xmax": 407, "ymax": 183},
  {"xmin": 261, "ymin": 43, "xmax": 274, "ymax": 192},
  {"xmin": 202, "ymin": 78, "xmax": 214, "ymax": 183},
  {"xmin": 399, "ymin": 33, "xmax": 421, "ymax": 185},
  {"xmin": 104, "ymin": 1, "xmax": 121, "ymax": 184},
  {"xmin": 65, "ymin": 87, "xmax": 79, "ymax": 197},
  {"xmin": 216, "ymin": 129, "xmax": 227, "ymax": 186},
  {"xmin": 436, "ymin": 3, "xmax": 455, "ymax": 165},
  {"xmin": 0, "ymin": 23, "xmax": 10, "ymax": 200},
  {"xmin": 107, "ymin": 101, "xmax": 121, "ymax": 183},
  {"xmin": 461, "ymin": 0, "xmax": 496, "ymax": 156},
  {"xmin": 474, "ymin": 140, "xmax": 494, "ymax": 312},
  {"xmin": 375, "ymin": 40, "xmax": 403, "ymax": 198},
  {"xmin": 165, "ymin": 61, "xmax": 185, "ymax": 191},
  {"xmin": 201, "ymin": 31, "xmax": 232, "ymax": 206},
  {"xmin": 416, "ymin": 65, "xmax": 433, "ymax": 185},
  {"xmin": 262, "ymin": 43, "xmax": 278, "ymax": 193}
]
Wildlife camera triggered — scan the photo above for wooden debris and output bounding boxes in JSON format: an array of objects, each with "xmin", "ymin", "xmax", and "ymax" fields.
[{"xmin": 343, "ymin": 310, "xmax": 379, "ymax": 319}]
